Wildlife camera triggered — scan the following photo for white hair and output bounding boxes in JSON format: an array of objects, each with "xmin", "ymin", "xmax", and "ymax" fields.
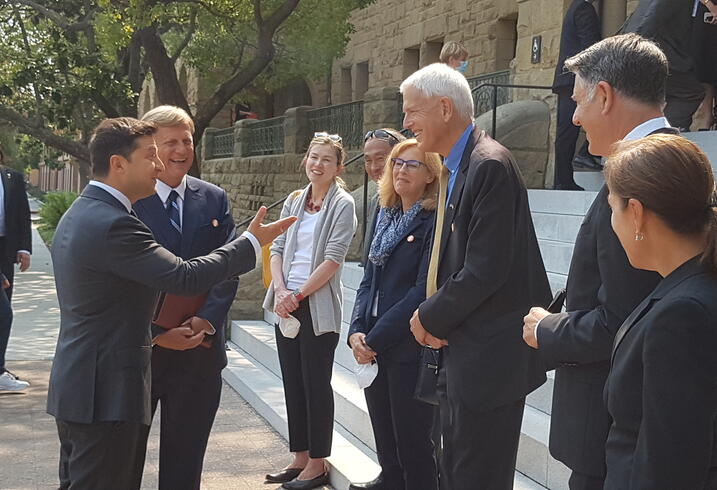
[{"xmin": 400, "ymin": 63, "xmax": 474, "ymax": 121}]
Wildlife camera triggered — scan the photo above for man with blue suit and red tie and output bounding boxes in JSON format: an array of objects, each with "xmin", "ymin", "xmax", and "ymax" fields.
[{"xmin": 133, "ymin": 106, "xmax": 239, "ymax": 490}]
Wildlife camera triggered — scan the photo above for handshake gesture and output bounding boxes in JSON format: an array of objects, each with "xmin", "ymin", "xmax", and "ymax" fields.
[{"xmin": 247, "ymin": 206, "xmax": 297, "ymax": 246}]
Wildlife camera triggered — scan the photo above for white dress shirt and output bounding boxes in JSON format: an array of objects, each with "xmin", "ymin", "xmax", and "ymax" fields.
[
  {"xmin": 88, "ymin": 180, "xmax": 132, "ymax": 213},
  {"xmin": 155, "ymin": 177, "xmax": 187, "ymax": 228}
]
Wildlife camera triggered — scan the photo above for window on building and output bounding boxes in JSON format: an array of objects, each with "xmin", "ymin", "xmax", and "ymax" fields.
[
  {"xmin": 355, "ymin": 61, "xmax": 369, "ymax": 100},
  {"xmin": 496, "ymin": 16, "xmax": 518, "ymax": 70},
  {"xmin": 340, "ymin": 66, "xmax": 352, "ymax": 103},
  {"xmin": 403, "ymin": 46, "xmax": 420, "ymax": 79},
  {"xmin": 422, "ymin": 39, "xmax": 444, "ymax": 67}
]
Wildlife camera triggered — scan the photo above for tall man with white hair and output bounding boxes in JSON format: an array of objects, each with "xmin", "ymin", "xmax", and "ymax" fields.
[
  {"xmin": 405, "ymin": 63, "xmax": 551, "ymax": 489},
  {"xmin": 522, "ymin": 34, "xmax": 675, "ymax": 490}
]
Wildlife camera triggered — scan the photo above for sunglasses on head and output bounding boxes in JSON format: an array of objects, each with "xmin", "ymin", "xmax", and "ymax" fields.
[
  {"xmin": 364, "ymin": 129, "xmax": 400, "ymax": 145},
  {"xmin": 314, "ymin": 132, "xmax": 342, "ymax": 143},
  {"xmin": 391, "ymin": 157, "xmax": 424, "ymax": 170}
]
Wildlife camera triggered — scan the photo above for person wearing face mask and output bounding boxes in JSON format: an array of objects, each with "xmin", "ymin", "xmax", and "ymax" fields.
[
  {"xmin": 263, "ymin": 133, "xmax": 357, "ymax": 490},
  {"xmin": 360, "ymin": 128, "xmax": 405, "ymax": 266},
  {"xmin": 347, "ymin": 139, "xmax": 441, "ymax": 490},
  {"xmin": 439, "ymin": 41, "xmax": 469, "ymax": 75}
]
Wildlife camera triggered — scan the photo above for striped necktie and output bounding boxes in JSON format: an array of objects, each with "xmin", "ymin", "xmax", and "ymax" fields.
[
  {"xmin": 426, "ymin": 167, "xmax": 449, "ymax": 297},
  {"xmin": 166, "ymin": 190, "xmax": 182, "ymax": 234}
]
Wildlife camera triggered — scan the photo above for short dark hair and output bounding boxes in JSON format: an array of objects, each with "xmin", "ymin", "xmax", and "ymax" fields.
[
  {"xmin": 564, "ymin": 33, "xmax": 667, "ymax": 106},
  {"xmin": 89, "ymin": 117, "xmax": 156, "ymax": 178}
]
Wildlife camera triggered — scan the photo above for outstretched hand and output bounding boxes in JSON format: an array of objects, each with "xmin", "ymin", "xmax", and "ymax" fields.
[{"xmin": 247, "ymin": 206, "xmax": 297, "ymax": 246}]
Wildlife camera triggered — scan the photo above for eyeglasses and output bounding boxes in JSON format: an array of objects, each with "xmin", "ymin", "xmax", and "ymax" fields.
[
  {"xmin": 391, "ymin": 157, "xmax": 424, "ymax": 171},
  {"xmin": 314, "ymin": 132, "xmax": 342, "ymax": 143},
  {"xmin": 364, "ymin": 129, "xmax": 400, "ymax": 146}
]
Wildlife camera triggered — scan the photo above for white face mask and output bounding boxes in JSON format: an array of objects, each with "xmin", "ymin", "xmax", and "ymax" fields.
[
  {"xmin": 457, "ymin": 60, "xmax": 469, "ymax": 74},
  {"xmin": 354, "ymin": 360, "xmax": 379, "ymax": 389}
]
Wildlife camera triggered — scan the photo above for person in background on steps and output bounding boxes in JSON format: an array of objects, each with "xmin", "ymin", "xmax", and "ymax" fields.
[
  {"xmin": 439, "ymin": 41, "xmax": 469, "ymax": 75},
  {"xmin": 0, "ymin": 148, "xmax": 32, "ymax": 393},
  {"xmin": 552, "ymin": 0, "xmax": 602, "ymax": 190},
  {"xmin": 523, "ymin": 34, "xmax": 675, "ymax": 490},
  {"xmin": 348, "ymin": 138, "xmax": 441, "ymax": 490},
  {"xmin": 263, "ymin": 132, "xmax": 357, "ymax": 490},
  {"xmin": 360, "ymin": 128, "xmax": 405, "ymax": 266}
]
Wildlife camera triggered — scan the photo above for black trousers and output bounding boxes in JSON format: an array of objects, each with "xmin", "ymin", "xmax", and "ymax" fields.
[
  {"xmin": 150, "ymin": 364, "xmax": 222, "ymax": 490},
  {"xmin": 364, "ymin": 355, "xmax": 438, "ymax": 490},
  {"xmin": 437, "ymin": 367, "xmax": 525, "ymax": 490},
  {"xmin": 275, "ymin": 300, "xmax": 339, "ymax": 458},
  {"xmin": 56, "ymin": 419, "xmax": 149, "ymax": 490},
  {"xmin": 568, "ymin": 471, "xmax": 604, "ymax": 490},
  {"xmin": 554, "ymin": 88, "xmax": 581, "ymax": 189},
  {"xmin": 0, "ymin": 238, "xmax": 15, "ymax": 301}
]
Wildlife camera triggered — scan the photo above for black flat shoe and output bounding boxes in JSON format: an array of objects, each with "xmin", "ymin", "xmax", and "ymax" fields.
[
  {"xmin": 281, "ymin": 472, "xmax": 329, "ymax": 489},
  {"xmin": 265, "ymin": 467, "xmax": 303, "ymax": 483}
]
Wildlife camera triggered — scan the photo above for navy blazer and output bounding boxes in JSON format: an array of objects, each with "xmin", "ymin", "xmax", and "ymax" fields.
[
  {"xmin": 552, "ymin": 0, "xmax": 601, "ymax": 92},
  {"xmin": 134, "ymin": 176, "xmax": 239, "ymax": 375},
  {"xmin": 349, "ymin": 209, "xmax": 433, "ymax": 363},
  {"xmin": 605, "ymin": 256, "xmax": 717, "ymax": 488}
]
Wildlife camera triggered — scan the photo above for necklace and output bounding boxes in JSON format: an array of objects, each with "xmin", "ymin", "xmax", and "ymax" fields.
[{"xmin": 305, "ymin": 188, "xmax": 323, "ymax": 213}]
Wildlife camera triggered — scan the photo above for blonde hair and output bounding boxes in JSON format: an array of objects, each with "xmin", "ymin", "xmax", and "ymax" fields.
[
  {"xmin": 378, "ymin": 139, "xmax": 442, "ymax": 210},
  {"xmin": 439, "ymin": 41, "xmax": 468, "ymax": 63},
  {"xmin": 141, "ymin": 105, "xmax": 195, "ymax": 133},
  {"xmin": 302, "ymin": 134, "xmax": 348, "ymax": 188}
]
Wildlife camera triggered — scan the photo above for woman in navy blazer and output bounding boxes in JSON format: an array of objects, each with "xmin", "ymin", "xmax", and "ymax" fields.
[
  {"xmin": 603, "ymin": 134, "xmax": 717, "ymax": 489},
  {"xmin": 347, "ymin": 139, "xmax": 441, "ymax": 490}
]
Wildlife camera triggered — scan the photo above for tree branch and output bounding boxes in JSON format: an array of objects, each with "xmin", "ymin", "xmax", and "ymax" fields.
[
  {"xmin": 170, "ymin": 8, "xmax": 198, "ymax": 64},
  {"xmin": 13, "ymin": 0, "xmax": 95, "ymax": 31}
]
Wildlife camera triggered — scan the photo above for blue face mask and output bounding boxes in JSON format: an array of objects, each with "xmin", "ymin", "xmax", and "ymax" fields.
[{"xmin": 457, "ymin": 60, "xmax": 469, "ymax": 74}]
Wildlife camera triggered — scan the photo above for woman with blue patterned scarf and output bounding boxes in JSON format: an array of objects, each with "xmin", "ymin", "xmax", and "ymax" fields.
[{"xmin": 347, "ymin": 139, "xmax": 441, "ymax": 490}]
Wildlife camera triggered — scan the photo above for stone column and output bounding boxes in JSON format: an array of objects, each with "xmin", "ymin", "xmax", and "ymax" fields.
[
  {"xmin": 235, "ymin": 119, "xmax": 256, "ymax": 157},
  {"xmin": 363, "ymin": 86, "xmax": 402, "ymax": 133},
  {"xmin": 602, "ymin": 0, "xmax": 627, "ymax": 36},
  {"xmin": 200, "ymin": 127, "xmax": 217, "ymax": 162},
  {"xmin": 283, "ymin": 106, "xmax": 314, "ymax": 154}
]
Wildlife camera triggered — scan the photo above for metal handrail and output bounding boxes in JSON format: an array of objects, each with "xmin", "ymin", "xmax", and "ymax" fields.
[{"xmin": 470, "ymin": 82, "xmax": 553, "ymax": 138}]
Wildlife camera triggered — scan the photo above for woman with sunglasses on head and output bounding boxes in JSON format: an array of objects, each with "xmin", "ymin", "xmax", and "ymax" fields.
[
  {"xmin": 263, "ymin": 132, "xmax": 357, "ymax": 490},
  {"xmin": 347, "ymin": 139, "xmax": 441, "ymax": 490},
  {"xmin": 603, "ymin": 134, "xmax": 717, "ymax": 488}
]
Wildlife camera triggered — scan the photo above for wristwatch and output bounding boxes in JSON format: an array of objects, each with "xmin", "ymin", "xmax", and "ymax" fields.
[{"xmin": 292, "ymin": 289, "xmax": 305, "ymax": 302}]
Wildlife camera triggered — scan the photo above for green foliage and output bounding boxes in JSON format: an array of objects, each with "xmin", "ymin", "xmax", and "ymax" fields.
[{"xmin": 39, "ymin": 191, "xmax": 78, "ymax": 230}]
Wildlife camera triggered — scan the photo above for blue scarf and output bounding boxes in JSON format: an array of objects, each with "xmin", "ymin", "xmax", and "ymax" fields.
[{"xmin": 368, "ymin": 200, "xmax": 423, "ymax": 267}]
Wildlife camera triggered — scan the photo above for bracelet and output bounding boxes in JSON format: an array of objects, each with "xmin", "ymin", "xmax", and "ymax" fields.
[{"xmin": 292, "ymin": 289, "xmax": 305, "ymax": 302}]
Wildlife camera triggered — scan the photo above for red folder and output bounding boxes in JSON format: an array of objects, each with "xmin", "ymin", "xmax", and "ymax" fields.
[{"xmin": 153, "ymin": 292, "xmax": 212, "ymax": 348}]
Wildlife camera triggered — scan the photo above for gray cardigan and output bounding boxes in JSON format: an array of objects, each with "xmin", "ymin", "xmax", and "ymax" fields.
[{"xmin": 263, "ymin": 181, "xmax": 357, "ymax": 335}]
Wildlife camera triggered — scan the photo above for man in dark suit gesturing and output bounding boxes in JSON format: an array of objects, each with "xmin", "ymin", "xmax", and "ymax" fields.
[
  {"xmin": 404, "ymin": 63, "xmax": 551, "ymax": 489},
  {"xmin": 523, "ymin": 34, "xmax": 675, "ymax": 490},
  {"xmin": 133, "ymin": 106, "xmax": 238, "ymax": 490},
  {"xmin": 47, "ymin": 117, "xmax": 295, "ymax": 490},
  {"xmin": 0, "ymin": 148, "xmax": 32, "ymax": 392}
]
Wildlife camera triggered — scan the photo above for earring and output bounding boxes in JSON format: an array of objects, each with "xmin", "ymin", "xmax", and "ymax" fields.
[{"xmin": 634, "ymin": 233, "xmax": 644, "ymax": 241}]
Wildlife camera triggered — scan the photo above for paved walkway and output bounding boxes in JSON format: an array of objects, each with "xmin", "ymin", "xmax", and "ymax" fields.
[{"xmin": 0, "ymin": 203, "xmax": 293, "ymax": 490}]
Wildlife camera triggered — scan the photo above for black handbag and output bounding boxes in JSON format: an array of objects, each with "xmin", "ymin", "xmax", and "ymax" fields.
[{"xmin": 413, "ymin": 346, "xmax": 441, "ymax": 406}]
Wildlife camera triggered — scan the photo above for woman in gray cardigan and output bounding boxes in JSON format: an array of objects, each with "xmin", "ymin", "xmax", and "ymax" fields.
[{"xmin": 263, "ymin": 133, "xmax": 357, "ymax": 490}]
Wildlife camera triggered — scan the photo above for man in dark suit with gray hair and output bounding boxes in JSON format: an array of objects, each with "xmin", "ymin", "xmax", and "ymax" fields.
[{"xmin": 47, "ymin": 117, "xmax": 295, "ymax": 490}]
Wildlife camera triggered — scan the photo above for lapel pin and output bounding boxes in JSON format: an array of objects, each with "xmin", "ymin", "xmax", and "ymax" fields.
[
  {"xmin": 449, "ymin": 203, "xmax": 454, "ymax": 209},
  {"xmin": 451, "ymin": 223, "xmax": 455, "ymax": 232},
  {"xmin": 407, "ymin": 235, "xmax": 415, "ymax": 243},
  {"xmin": 212, "ymin": 219, "xmax": 219, "ymax": 227}
]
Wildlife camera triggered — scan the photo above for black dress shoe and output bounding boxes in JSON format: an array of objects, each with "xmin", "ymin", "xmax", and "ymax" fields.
[
  {"xmin": 265, "ymin": 467, "xmax": 303, "ymax": 483},
  {"xmin": 281, "ymin": 472, "xmax": 329, "ymax": 489},
  {"xmin": 349, "ymin": 474, "xmax": 385, "ymax": 489}
]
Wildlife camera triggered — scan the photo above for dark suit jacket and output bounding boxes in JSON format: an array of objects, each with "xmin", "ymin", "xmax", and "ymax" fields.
[
  {"xmin": 361, "ymin": 193, "xmax": 380, "ymax": 266},
  {"xmin": 537, "ymin": 126, "xmax": 676, "ymax": 476},
  {"xmin": 620, "ymin": 0, "xmax": 695, "ymax": 73},
  {"xmin": 0, "ymin": 167, "xmax": 31, "ymax": 263},
  {"xmin": 604, "ymin": 256, "xmax": 717, "ymax": 489},
  {"xmin": 134, "ymin": 176, "xmax": 239, "ymax": 376},
  {"xmin": 553, "ymin": 0, "xmax": 601, "ymax": 91},
  {"xmin": 47, "ymin": 185, "xmax": 255, "ymax": 425},
  {"xmin": 349, "ymin": 209, "xmax": 433, "ymax": 363},
  {"xmin": 418, "ymin": 128, "xmax": 551, "ymax": 412}
]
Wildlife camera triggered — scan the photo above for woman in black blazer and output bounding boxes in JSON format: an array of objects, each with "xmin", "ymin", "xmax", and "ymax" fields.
[
  {"xmin": 347, "ymin": 139, "xmax": 441, "ymax": 490},
  {"xmin": 603, "ymin": 133, "xmax": 717, "ymax": 489}
]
